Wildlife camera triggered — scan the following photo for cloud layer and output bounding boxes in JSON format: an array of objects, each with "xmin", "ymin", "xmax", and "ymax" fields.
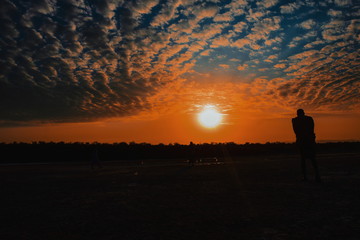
[{"xmin": 0, "ymin": 0, "xmax": 359, "ymax": 125}]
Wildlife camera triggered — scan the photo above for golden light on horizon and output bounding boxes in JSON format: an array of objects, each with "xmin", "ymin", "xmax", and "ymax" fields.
[{"xmin": 197, "ymin": 105, "xmax": 222, "ymax": 128}]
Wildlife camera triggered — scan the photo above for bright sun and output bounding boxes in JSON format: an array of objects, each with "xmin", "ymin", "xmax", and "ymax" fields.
[{"xmin": 198, "ymin": 105, "xmax": 222, "ymax": 128}]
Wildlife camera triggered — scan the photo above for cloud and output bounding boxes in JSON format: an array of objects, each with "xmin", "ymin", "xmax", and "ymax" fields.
[
  {"xmin": 219, "ymin": 64, "xmax": 230, "ymax": 69},
  {"xmin": 304, "ymin": 39, "xmax": 326, "ymax": 49},
  {"xmin": 265, "ymin": 54, "xmax": 277, "ymax": 62},
  {"xmin": 264, "ymin": 36, "xmax": 282, "ymax": 46},
  {"xmin": 299, "ymin": 19, "xmax": 316, "ymax": 29},
  {"xmin": 128, "ymin": 0, "xmax": 159, "ymax": 16},
  {"xmin": 334, "ymin": 0, "xmax": 352, "ymax": 7},
  {"xmin": 210, "ymin": 35, "xmax": 232, "ymax": 48},
  {"xmin": 280, "ymin": 2, "xmax": 300, "ymax": 14},
  {"xmin": 287, "ymin": 31, "xmax": 317, "ymax": 48},
  {"xmin": 0, "ymin": 0, "xmax": 170, "ymax": 124},
  {"xmin": 232, "ymin": 21, "xmax": 247, "ymax": 33},
  {"xmin": 237, "ymin": 64, "xmax": 249, "ymax": 71},
  {"xmin": 200, "ymin": 49, "xmax": 213, "ymax": 56},
  {"xmin": 0, "ymin": 0, "xmax": 359, "ymax": 126},
  {"xmin": 274, "ymin": 63, "xmax": 286, "ymax": 69},
  {"xmin": 321, "ymin": 19, "xmax": 356, "ymax": 41},
  {"xmin": 181, "ymin": 3, "xmax": 219, "ymax": 26},
  {"xmin": 232, "ymin": 38, "xmax": 251, "ymax": 48},
  {"xmin": 213, "ymin": 10, "xmax": 234, "ymax": 22},
  {"xmin": 289, "ymin": 50, "xmax": 319, "ymax": 60},
  {"xmin": 191, "ymin": 23, "xmax": 225, "ymax": 40},
  {"xmin": 257, "ymin": 0, "xmax": 279, "ymax": 9},
  {"xmin": 327, "ymin": 9, "xmax": 342, "ymax": 17},
  {"xmin": 246, "ymin": 9, "xmax": 268, "ymax": 22},
  {"xmin": 225, "ymin": 0, "xmax": 248, "ymax": 9}
]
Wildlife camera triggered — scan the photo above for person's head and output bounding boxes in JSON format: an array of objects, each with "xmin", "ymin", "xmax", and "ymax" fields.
[{"xmin": 297, "ymin": 109, "xmax": 305, "ymax": 117}]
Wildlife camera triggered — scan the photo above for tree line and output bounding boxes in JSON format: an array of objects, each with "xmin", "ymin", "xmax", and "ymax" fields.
[{"xmin": 0, "ymin": 141, "xmax": 359, "ymax": 163}]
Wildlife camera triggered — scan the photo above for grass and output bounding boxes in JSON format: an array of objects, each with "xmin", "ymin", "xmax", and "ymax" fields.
[{"xmin": 1, "ymin": 153, "xmax": 360, "ymax": 240}]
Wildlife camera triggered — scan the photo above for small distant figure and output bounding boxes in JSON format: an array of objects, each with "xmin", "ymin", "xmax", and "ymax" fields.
[
  {"xmin": 292, "ymin": 109, "xmax": 321, "ymax": 182},
  {"xmin": 188, "ymin": 142, "xmax": 197, "ymax": 166},
  {"xmin": 91, "ymin": 146, "xmax": 103, "ymax": 170}
]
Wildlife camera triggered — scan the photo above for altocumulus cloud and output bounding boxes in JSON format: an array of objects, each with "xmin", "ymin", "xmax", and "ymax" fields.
[{"xmin": 0, "ymin": 0, "xmax": 359, "ymax": 125}]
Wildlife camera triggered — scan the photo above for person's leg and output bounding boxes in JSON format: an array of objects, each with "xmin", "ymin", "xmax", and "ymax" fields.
[
  {"xmin": 301, "ymin": 156, "xmax": 307, "ymax": 181},
  {"xmin": 310, "ymin": 157, "xmax": 321, "ymax": 182},
  {"xmin": 299, "ymin": 144, "xmax": 308, "ymax": 181}
]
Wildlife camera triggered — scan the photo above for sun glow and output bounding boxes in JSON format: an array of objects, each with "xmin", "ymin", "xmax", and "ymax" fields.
[{"xmin": 198, "ymin": 105, "xmax": 222, "ymax": 128}]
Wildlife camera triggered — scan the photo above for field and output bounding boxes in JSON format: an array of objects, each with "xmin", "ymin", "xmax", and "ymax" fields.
[{"xmin": 1, "ymin": 153, "xmax": 360, "ymax": 240}]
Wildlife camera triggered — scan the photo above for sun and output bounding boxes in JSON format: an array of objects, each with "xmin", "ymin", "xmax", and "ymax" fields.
[{"xmin": 197, "ymin": 105, "xmax": 222, "ymax": 128}]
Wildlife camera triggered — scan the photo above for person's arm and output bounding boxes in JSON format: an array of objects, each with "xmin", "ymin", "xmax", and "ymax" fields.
[
  {"xmin": 310, "ymin": 117, "xmax": 314, "ymax": 134},
  {"xmin": 292, "ymin": 118, "xmax": 298, "ymax": 136}
]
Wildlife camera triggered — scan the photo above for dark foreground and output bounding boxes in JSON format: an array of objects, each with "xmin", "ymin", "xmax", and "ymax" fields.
[{"xmin": 1, "ymin": 153, "xmax": 360, "ymax": 240}]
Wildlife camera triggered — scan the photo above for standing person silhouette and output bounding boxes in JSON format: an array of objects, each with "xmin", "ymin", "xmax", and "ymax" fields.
[
  {"xmin": 91, "ymin": 145, "xmax": 102, "ymax": 170},
  {"xmin": 292, "ymin": 109, "xmax": 321, "ymax": 182}
]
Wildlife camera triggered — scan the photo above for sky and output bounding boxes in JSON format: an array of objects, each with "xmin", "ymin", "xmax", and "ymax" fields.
[{"xmin": 0, "ymin": 0, "xmax": 359, "ymax": 144}]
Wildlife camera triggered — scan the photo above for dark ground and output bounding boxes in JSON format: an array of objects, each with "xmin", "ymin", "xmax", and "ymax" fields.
[{"xmin": 1, "ymin": 153, "xmax": 360, "ymax": 240}]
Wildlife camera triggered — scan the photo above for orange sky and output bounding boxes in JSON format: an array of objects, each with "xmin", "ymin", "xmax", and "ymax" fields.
[
  {"xmin": 1, "ymin": 79, "xmax": 360, "ymax": 144},
  {"xmin": 1, "ymin": 109, "xmax": 359, "ymax": 144},
  {"xmin": 1, "ymin": 1, "xmax": 359, "ymax": 144},
  {"xmin": 1, "ymin": 79, "xmax": 359, "ymax": 144}
]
